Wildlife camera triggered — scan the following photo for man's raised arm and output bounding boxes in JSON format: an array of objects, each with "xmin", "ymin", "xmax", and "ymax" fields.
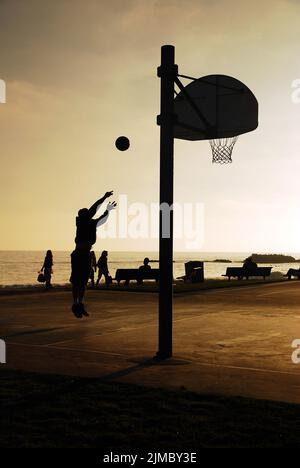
[
  {"xmin": 95, "ymin": 201, "xmax": 117, "ymax": 227},
  {"xmin": 88, "ymin": 191, "xmax": 113, "ymax": 218}
]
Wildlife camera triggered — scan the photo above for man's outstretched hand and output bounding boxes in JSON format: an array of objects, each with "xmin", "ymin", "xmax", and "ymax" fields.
[
  {"xmin": 89, "ymin": 191, "xmax": 115, "ymax": 218},
  {"xmin": 104, "ymin": 191, "xmax": 113, "ymax": 199},
  {"xmin": 107, "ymin": 201, "xmax": 117, "ymax": 211}
]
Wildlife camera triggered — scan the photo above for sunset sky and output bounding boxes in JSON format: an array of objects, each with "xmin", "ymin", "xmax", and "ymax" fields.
[{"xmin": 1, "ymin": 0, "xmax": 300, "ymax": 252}]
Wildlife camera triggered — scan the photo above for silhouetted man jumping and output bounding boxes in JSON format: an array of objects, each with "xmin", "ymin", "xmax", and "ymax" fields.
[{"xmin": 70, "ymin": 191, "xmax": 116, "ymax": 318}]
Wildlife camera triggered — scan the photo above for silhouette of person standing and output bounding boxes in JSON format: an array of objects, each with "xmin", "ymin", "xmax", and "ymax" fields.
[
  {"xmin": 96, "ymin": 250, "xmax": 110, "ymax": 286},
  {"xmin": 41, "ymin": 250, "xmax": 53, "ymax": 289},
  {"xmin": 70, "ymin": 192, "xmax": 116, "ymax": 318}
]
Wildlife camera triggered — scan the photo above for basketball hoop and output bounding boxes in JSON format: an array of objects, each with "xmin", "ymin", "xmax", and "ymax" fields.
[
  {"xmin": 209, "ymin": 136, "xmax": 238, "ymax": 164},
  {"xmin": 173, "ymin": 74, "xmax": 257, "ymax": 165}
]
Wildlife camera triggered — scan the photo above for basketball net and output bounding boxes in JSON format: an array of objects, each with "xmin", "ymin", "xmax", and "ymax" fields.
[{"xmin": 209, "ymin": 136, "xmax": 238, "ymax": 164}]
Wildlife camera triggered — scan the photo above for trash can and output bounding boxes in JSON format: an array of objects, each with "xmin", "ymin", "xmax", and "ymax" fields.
[{"xmin": 184, "ymin": 261, "xmax": 204, "ymax": 283}]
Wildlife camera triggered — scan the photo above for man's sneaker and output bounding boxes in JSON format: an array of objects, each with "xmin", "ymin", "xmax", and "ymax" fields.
[
  {"xmin": 79, "ymin": 303, "xmax": 89, "ymax": 317},
  {"xmin": 72, "ymin": 303, "xmax": 82, "ymax": 318}
]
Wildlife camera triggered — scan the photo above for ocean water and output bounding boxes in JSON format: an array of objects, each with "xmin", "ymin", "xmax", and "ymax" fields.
[{"xmin": 1, "ymin": 251, "xmax": 299, "ymax": 287}]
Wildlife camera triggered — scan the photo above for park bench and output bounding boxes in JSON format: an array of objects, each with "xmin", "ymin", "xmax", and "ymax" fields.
[
  {"xmin": 285, "ymin": 268, "xmax": 300, "ymax": 280},
  {"xmin": 115, "ymin": 268, "xmax": 159, "ymax": 285},
  {"xmin": 222, "ymin": 266, "xmax": 272, "ymax": 280}
]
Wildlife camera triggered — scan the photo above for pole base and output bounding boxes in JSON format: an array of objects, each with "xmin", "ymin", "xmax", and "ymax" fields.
[{"xmin": 153, "ymin": 351, "xmax": 172, "ymax": 361}]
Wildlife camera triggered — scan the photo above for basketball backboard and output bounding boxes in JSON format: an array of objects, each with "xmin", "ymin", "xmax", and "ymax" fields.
[{"xmin": 173, "ymin": 74, "xmax": 258, "ymax": 141}]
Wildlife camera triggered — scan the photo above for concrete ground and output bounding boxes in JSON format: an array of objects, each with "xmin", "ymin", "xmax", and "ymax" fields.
[{"xmin": 1, "ymin": 281, "xmax": 300, "ymax": 403}]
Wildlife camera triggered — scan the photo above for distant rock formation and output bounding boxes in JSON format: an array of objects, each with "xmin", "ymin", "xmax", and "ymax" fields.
[
  {"xmin": 213, "ymin": 259, "xmax": 232, "ymax": 263},
  {"xmin": 249, "ymin": 253, "xmax": 296, "ymax": 263}
]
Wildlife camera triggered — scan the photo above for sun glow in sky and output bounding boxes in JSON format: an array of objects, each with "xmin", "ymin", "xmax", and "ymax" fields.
[{"xmin": 1, "ymin": 0, "xmax": 300, "ymax": 252}]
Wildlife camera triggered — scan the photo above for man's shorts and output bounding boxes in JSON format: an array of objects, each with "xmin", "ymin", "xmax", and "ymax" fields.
[{"xmin": 70, "ymin": 249, "xmax": 91, "ymax": 287}]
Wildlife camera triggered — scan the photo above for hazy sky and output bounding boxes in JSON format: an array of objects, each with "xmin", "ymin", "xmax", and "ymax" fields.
[{"xmin": 1, "ymin": 0, "xmax": 300, "ymax": 252}]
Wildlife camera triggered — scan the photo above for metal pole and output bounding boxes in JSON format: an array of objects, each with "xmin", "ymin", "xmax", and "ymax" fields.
[{"xmin": 156, "ymin": 45, "xmax": 177, "ymax": 359}]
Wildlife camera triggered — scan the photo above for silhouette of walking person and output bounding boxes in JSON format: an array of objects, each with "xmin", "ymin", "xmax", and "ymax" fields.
[
  {"xmin": 70, "ymin": 192, "xmax": 116, "ymax": 318},
  {"xmin": 41, "ymin": 250, "xmax": 53, "ymax": 290},
  {"xmin": 96, "ymin": 250, "xmax": 110, "ymax": 286}
]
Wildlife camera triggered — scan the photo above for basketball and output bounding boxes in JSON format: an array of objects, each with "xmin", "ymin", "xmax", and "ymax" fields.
[{"xmin": 115, "ymin": 136, "xmax": 130, "ymax": 151}]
